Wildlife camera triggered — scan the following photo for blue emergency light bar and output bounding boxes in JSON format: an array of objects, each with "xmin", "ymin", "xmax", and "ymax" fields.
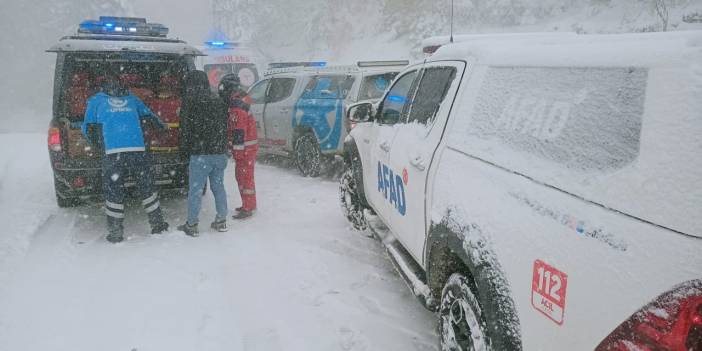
[
  {"xmin": 204, "ymin": 41, "xmax": 239, "ymax": 49},
  {"xmin": 78, "ymin": 16, "xmax": 169, "ymax": 37},
  {"xmin": 268, "ymin": 61, "xmax": 327, "ymax": 69}
]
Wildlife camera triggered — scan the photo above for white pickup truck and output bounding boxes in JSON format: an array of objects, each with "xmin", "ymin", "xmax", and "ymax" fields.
[{"xmin": 339, "ymin": 31, "xmax": 702, "ymax": 351}]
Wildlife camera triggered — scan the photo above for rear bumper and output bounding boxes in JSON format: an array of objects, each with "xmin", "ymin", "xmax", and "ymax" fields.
[{"xmin": 51, "ymin": 152, "xmax": 188, "ymax": 199}]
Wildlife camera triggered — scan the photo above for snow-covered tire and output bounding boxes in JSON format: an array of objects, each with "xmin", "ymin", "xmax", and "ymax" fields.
[
  {"xmin": 294, "ymin": 133, "xmax": 322, "ymax": 177},
  {"xmin": 339, "ymin": 167, "xmax": 368, "ymax": 231},
  {"xmin": 439, "ymin": 273, "xmax": 491, "ymax": 351}
]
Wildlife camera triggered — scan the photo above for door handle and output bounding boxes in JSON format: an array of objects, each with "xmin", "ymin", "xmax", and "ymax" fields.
[
  {"xmin": 379, "ymin": 141, "xmax": 391, "ymax": 152},
  {"xmin": 363, "ymin": 138, "xmax": 370, "ymax": 144},
  {"xmin": 280, "ymin": 108, "xmax": 291, "ymax": 114},
  {"xmin": 409, "ymin": 155, "xmax": 426, "ymax": 171}
]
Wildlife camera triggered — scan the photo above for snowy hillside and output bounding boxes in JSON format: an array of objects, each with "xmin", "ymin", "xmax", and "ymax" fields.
[
  {"xmin": 1, "ymin": 0, "xmax": 701, "ymax": 118},
  {"xmin": 213, "ymin": 0, "xmax": 702, "ymax": 62}
]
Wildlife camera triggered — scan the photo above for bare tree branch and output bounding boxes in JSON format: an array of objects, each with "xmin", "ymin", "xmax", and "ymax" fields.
[{"xmin": 655, "ymin": 0, "xmax": 669, "ymax": 31}]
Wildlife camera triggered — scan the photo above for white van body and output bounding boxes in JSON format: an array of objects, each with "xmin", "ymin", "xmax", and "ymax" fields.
[{"xmin": 345, "ymin": 31, "xmax": 702, "ymax": 350}]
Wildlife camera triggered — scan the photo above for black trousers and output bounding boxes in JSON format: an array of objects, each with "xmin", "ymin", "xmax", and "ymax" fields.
[{"xmin": 102, "ymin": 151, "xmax": 165, "ymax": 235}]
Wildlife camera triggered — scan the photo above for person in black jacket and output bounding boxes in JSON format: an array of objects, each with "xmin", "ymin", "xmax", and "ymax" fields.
[{"xmin": 177, "ymin": 70, "xmax": 230, "ymax": 236}]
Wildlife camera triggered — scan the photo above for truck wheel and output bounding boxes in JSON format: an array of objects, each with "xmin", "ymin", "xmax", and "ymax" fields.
[
  {"xmin": 439, "ymin": 273, "xmax": 490, "ymax": 351},
  {"xmin": 339, "ymin": 167, "xmax": 368, "ymax": 231},
  {"xmin": 294, "ymin": 133, "xmax": 322, "ymax": 177}
]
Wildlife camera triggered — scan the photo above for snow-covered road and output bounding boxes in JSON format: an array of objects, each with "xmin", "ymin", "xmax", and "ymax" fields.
[{"xmin": 0, "ymin": 133, "xmax": 437, "ymax": 351}]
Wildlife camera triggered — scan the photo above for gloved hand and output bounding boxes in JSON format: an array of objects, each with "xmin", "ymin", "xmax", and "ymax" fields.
[
  {"xmin": 152, "ymin": 115, "xmax": 167, "ymax": 130},
  {"xmin": 142, "ymin": 114, "xmax": 167, "ymax": 130}
]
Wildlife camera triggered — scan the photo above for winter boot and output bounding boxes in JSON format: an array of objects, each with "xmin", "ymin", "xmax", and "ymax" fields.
[
  {"xmin": 151, "ymin": 221, "xmax": 169, "ymax": 234},
  {"xmin": 106, "ymin": 217, "xmax": 124, "ymax": 243},
  {"xmin": 210, "ymin": 219, "xmax": 228, "ymax": 232},
  {"xmin": 106, "ymin": 232, "xmax": 124, "ymax": 243},
  {"xmin": 232, "ymin": 209, "xmax": 255, "ymax": 220},
  {"xmin": 177, "ymin": 222, "xmax": 199, "ymax": 237},
  {"xmin": 143, "ymin": 193, "xmax": 168, "ymax": 234}
]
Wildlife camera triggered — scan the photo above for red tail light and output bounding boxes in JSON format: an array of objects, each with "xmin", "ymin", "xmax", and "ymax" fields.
[
  {"xmin": 48, "ymin": 127, "xmax": 62, "ymax": 152},
  {"xmin": 595, "ymin": 280, "xmax": 702, "ymax": 351}
]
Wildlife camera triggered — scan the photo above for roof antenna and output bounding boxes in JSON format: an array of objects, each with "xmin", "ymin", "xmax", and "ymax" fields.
[{"xmin": 450, "ymin": 0, "xmax": 454, "ymax": 43}]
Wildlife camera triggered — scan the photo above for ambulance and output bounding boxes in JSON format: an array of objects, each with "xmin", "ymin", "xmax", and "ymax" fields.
[{"xmin": 195, "ymin": 41, "xmax": 263, "ymax": 92}]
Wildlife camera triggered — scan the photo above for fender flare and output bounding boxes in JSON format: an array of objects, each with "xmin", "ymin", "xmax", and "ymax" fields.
[{"xmin": 425, "ymin": 208, "xmax": 523, "ymax": 350}]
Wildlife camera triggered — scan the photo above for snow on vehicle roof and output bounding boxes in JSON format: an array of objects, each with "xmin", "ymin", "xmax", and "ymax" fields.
[
  {"xmin": 430, "ymin": 30, "xmax": 702, "ymax": 67},
  {"xmin": 47, "ymin": 35, "xmax": 203, "ymax": 56},
  {"xmin": 263, "ymin": 62, "xmax": 409, "ymax": 77}
]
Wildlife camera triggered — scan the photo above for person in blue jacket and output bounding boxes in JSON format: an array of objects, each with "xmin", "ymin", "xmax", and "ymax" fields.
[{"xmin": 82, "ymin": 73, "xmax": 169, "ymax": 243}]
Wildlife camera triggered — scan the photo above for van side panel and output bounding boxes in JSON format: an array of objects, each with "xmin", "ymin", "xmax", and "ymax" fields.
[{"xmin": 431, "ymin": 64, "xmax": 702, "ymax": 350}]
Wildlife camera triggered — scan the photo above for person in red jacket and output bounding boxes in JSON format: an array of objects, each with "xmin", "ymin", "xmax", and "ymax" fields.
[{"xmin": 219, "ymin": 74, "xmax": 258, "ymax": 219}]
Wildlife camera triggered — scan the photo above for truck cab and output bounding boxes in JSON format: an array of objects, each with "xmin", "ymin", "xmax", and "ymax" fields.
[{"xmin": 47, "ymin": 16, "xmax": 202, "ymax": 207}]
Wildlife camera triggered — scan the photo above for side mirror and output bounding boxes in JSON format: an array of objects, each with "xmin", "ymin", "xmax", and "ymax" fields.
[{"xmin": 347, "ymin": 102, "xmax": 374, "ymax": 123}]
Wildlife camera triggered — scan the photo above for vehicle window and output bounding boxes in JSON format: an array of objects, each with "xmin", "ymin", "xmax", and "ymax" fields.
[
  {"xmin": 301, "ymin": 75, "xmax": 355, "ymax": 99},
  {"xmin": 248, "ymin": 79, "xmax": 269, "ymax": 105},
  {"xmin": 407, "ymin": 67, "xmax": 457, "ymax": 125},
  {"xmin": 378, "ymin": 70, "xmax": 418, "ymax": 124},
  {"xmin": 358, "ymin": 72, "xmax": 398, "ymax": 101},
  {"xmin": 266, "ymin": 78, "xmax": 296, "ymax": 103},
  {"xmin": 466, "ymin": 66, "xmax": 647, "ymax": 171},
  {"xmin": 60, "ymin": 52, "xmax": 189, "ymax": 121}
]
